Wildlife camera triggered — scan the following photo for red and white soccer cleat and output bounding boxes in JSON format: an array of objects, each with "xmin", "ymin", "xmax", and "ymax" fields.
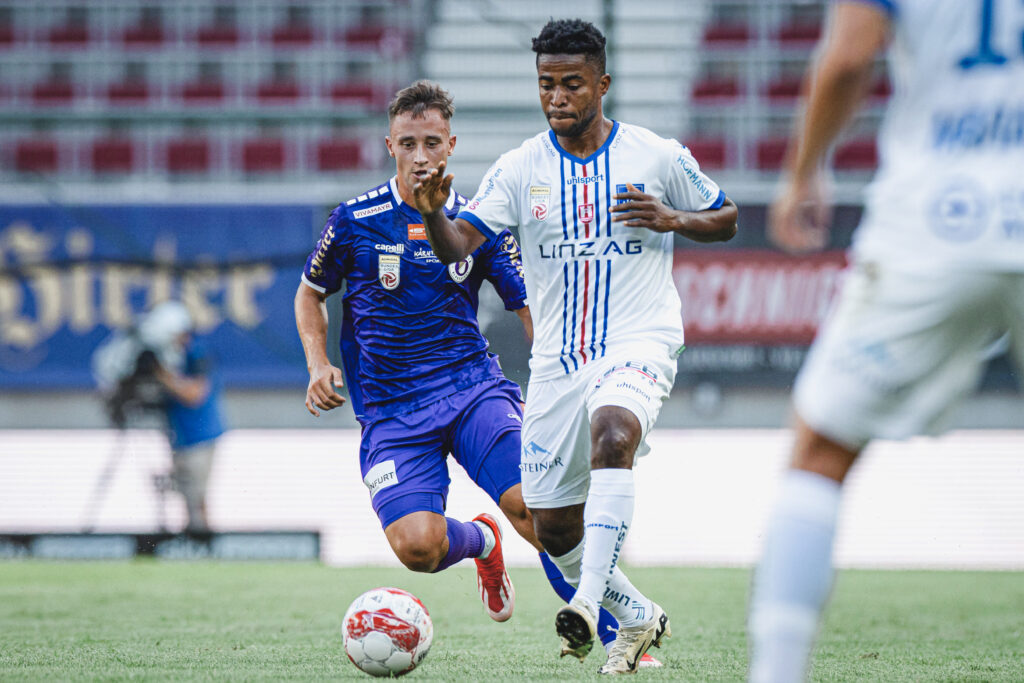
[
  {"xmin": 639, "ymin": 653, "xmax": 663, "ymax": 668},
  {"xmin": 473, "ymin": 513, "xmax": 515, "ymax": 622}
]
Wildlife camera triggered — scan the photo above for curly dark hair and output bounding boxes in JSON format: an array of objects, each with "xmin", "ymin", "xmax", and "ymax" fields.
[
  {"xmin": 531, "ymin": 18, "xmax": 606, "ymax": 74},
  {"xmin": 388, "ymin": 80, "xmax": 455, "ymax": 123}
]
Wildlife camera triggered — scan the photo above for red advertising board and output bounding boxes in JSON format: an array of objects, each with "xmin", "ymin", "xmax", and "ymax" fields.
[{"xmin": 674, "ymin": 249, "xmax": 848, "ymax": 345}]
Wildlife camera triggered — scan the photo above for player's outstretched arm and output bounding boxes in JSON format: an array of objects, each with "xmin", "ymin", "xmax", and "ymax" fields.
[
  {"xmin": 411, "ymin": 159, "xmax": 486, "ymax": 263},
  {"xmin": 611, "ymin": 184, "xmax": 738, "ymax": 242},
  {"xmin": 770, "ymin": 2, "xmax": 889, "ymax": 253},
  {"xmin": 294, "ymin": 284, "xmax": 345, "ymax": 417}
]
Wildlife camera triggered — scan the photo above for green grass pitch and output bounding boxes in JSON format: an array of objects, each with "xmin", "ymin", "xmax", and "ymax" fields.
[{"xmin": 1, "ymin": 562, "xmax": 1021, "ymax": 680}]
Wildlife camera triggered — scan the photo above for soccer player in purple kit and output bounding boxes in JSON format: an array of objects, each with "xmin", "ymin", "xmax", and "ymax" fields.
[{"xmin": 294, "ymin": 80, "xmax": 662, "ymax": 664}]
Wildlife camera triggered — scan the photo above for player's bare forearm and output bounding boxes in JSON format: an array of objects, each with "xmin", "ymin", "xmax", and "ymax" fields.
[
  {"xmin": 155, "ymin": 367, "xmax": 210, "ymax": 407},
  {"xmin": 421, "ymin": 212, "xmax": 486, "ymax": 264},
  {"xmin": 674, "ymin": 198, "xmax": 739, "ymax": 243},
  {"xmin": 294, "ymin": 283, "xmax": 346, "ymax": 416},
  {"xmin": 788, "ymin": 3, "xmax": 889, "ymax": 180},
  {"xmin": 294, "ymin": 284, "xmax": 331, "ymax": 370},
  {"xmin": 515, "ymin": 305, "xmax": 534, "ymax": 346}
]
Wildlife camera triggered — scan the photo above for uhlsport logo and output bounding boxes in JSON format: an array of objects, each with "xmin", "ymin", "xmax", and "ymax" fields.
[
  {"xmin": 378, "ymin": 254, "xmax": 400, "ymax": 290},
  {"xmin": 448, "ymin": 255, "xmax": 474, "ymax": 283}
]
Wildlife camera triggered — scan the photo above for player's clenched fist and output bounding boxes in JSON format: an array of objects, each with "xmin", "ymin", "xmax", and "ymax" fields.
[{"xmin": 305, "ymin": 362, "xmax": 345, "ymax": 417}]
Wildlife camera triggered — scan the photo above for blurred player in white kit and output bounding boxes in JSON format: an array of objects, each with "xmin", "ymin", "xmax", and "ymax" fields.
[{"xmin": 748, "ymin": 1, "xmax": 1024, "ymax": 681}]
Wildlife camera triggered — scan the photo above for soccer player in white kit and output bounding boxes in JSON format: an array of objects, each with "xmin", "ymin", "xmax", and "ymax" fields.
[
  {"xmin": 748, "ymin": 1, "xmax": 1024, "ymax": 681},
  {"xmin": 412, "ymin": 18, "xmax": 738, "ymax": 674}
]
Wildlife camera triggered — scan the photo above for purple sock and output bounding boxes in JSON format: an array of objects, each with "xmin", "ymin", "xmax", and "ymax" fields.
[{"xmin": 432, "ymin": 518, "xmax": 485, "ymax": 572}]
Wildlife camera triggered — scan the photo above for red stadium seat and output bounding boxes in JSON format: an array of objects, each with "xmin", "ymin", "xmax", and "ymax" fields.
[
  {"xmin": 48, "ymin": 26, "xmax": 89, "ymax": 46},
  {"xmin": 834, "ymin": 139, "xmax": 878, "ymax": 170},
  {"xmin": 703, "ymin": 22, "xmax": 751, "ymax": 45},
  {"xmin": 32, "ymin": 81, "xmax": 74, "ymax": 105},
  {"xmin": 91, "ymin": 139, "xmax": 135, "ymax": 173},
  {"xmin": 197, "ymin": 26, "xmax": 238, "ymax": 45},
  {"xmin": 756, "ymin": 138, "xmax": 789, "ymax": 170},
  {"xmin": 242, "ymin": 139, "xmax": 285, "ymax": 172},
  {"xmin": 124, "ymin": 25, "xmax": 164, "ymax": 46},
  {"xmin": 166, "ymin": 139, "xmax": 210, "ymax": 174},
  {"xmin": 272, "ymin": 24, "xmax": 313, "ymax": 45},
  {"xmin": 181, "ymin": 81, "xmax": 225, "ymax": 103},
  {"xmin": 869, "ymin": 76, "xmax": 892, "ymax": 101},
  {"xmin": 684, "ymin": 139, "xmax": 727, "ymax": 170},
  {"xmin": 330, "ymin": 81, "xmax": 380, "ymax": 106},
  {"xmin": 0, "ymin": 25, "xmax": 13, "ymax": 47},
  {"xmin": 256, "ymin": 81, "xmax": 301, "ymax": 102},
  {"xmin": 316, "ymin": 139, "xmax": 364, "ymax": 171},
  {"xmin": 764, "ymin": 75, "xmax": 802, "ymax": 101},
  {"xmin": 776, "ymin": 22, "xmax": 821, "ymax": 44},
  {"xmin": 108, "ymin": 81, "xmax": 149, "ymax": 104},
  {"xmin": 692, "ymin": 77, "xmax": 741, "ymax": 102},
  {"xmin": 343, "ymin": 25, "xmax": 409, "ymax": 56},
  {"xmin": 15, "ymin": 139, "xmax": 59, "ymax": 174}
]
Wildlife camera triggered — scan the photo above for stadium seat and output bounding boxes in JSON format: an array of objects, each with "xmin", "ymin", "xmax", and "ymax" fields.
[
  {"xmin": 256, "ymin": 81, "xmax": 301, "ymax": 103},
  {"xmin": 756, "ymin": 138, "xmax": 789, "ymax": 170},
  {"xmin": 870, "ymin": 76, "xmax": 892, "ymax": 101},
  {"xmin": 316, "ymin": 139, "xmax": 364, "ymax": 171},
  {"xmin": 691, "ymin": 77, "xmax": 741, "ymax": 102},
  {"xmin": 32, "ymin": 80, "xmax": 74, "ymax": 105},
  {"xmin": 108, "ymin": 81, "xmax": 149, "ymax": 104},
  {"xmin": 684, "ymin": 139, "xmax": 727, "ymax": 170},
  {"xmin": 48, "ymin": 25, "xmax": 89, "ymax": 46},
  {"xmin": 14, "ymin": 139, "xmax": 59, "ymax": 174},
  {"xmin": 330, "ymin": 81, "xmax": 382, "ymax": 107},
  {"xmin": 834, "ymin": 138, "xmax": 877, "ymax": 170},
  {"xmin": 166, "ymin": 139, "xmax": 211, "ymax": 174},
  {"xmin": 182, "ymin": 81, "xmax": 225, "ymax": 103},
  {"xmin": 196, "ymin": 6, "xmax": 239, "ymax": 46},
  {"xmin": 242, "ymin": 139, "xmax": 285, "ymax": 172},
  {"xmin": 343, "ymin": 25, "xmax": 409, "ymax": 56},
  {"xmin": 764, "ymin": 75, "xmax": 803, "ymax": 101},
  {"xmin": 702, "ymin": 22, "xmax": 752, "ymax": 45},
  {"xmin": 91, "ymin": 139, "xmax": 135, "ymax": 173},
  {"xmin": 0, "ymin": 25, "xmax": 12, "ymax": 47},
  {"xmin": 775, "ymin": 22, "xmax": 821, "ymax": 45}
]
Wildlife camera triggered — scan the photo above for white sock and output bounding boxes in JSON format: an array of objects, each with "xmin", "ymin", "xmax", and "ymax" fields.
[
  {"xmin": 474, "ymin": 520, "xmax": 496, "ymax": 560},
  {"xmin": 549, "ymin": 540, "xmax": 584, "ymax": 588},
  {"xmin": 577, "ymin": 468, "xmax": 652, "ymax": 627},
  {"xmin": 749, "ymin": 469, "xmax": 842, "ymax": 683}
]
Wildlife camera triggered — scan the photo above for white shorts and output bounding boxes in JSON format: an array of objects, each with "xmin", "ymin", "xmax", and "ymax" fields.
[
  {"xmin": 795, "ymin": 263, "xmax": 1024, "ymax": 450},
  {"xmin": 520, "ymin": 343, "xmax": 678, "ymax": 508}
]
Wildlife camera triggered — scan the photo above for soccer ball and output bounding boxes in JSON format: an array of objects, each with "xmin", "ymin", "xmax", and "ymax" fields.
[{"xmin": 342, "ymin": 587, "xmax": 433, "ymax": 677}]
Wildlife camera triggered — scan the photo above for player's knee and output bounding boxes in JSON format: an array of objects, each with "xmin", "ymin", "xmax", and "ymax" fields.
[
  {"xmin": 790, "ymin": 419, "xmax": 860, "ymax": 483},
  {"xmin": 591, "ymin": 423, "xmax": 639, "ymax": 469},
  {"xmin": 393, "ymin": 537, "xmax": 444, "ymax": 573}
]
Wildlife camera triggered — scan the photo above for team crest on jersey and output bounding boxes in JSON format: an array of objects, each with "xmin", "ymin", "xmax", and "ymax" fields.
[
  {"xmin": 378, "ymin": 254, "xmax": 401, "ymax": 290},
  {"xmin": 448, "ymin": 255, "xmax": 474, "ymax": 283},
  {"xmin": 578, "ymin": 203, "xmax": 594, "ymax": 224},
  {"xmin": 530, "ymin": 186, "xmax": 550, "ymax": 221},
  {"xmin": 615, "ymin": 183, "xmax": 645, "ymax": 204}
]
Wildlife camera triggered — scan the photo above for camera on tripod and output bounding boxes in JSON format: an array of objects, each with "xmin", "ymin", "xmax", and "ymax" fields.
[{"xmin": 91, "ymin": 302, "xmax": 193, "ymax": 429}]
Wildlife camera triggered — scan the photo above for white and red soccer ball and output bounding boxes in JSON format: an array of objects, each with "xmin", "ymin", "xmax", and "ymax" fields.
[{"xmin": 342, "ymin": 587, "xmax": 433, "ymax": 677}]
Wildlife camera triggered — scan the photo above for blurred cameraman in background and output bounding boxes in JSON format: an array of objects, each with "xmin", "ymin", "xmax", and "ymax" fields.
[{"xmin": 93, "ymin": 301, "xmax": 226, "ymax": 533}]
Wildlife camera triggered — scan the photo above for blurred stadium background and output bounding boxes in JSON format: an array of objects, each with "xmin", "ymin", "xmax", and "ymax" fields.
[{"xmin": 0, "ymin": 0, "xmax": 1020, "ymax": 568}]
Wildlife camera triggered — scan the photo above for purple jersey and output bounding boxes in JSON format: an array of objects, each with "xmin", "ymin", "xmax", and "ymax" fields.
[{"xmin": 302, "ymin": 178, "xmax": 527, "ymax": 422}]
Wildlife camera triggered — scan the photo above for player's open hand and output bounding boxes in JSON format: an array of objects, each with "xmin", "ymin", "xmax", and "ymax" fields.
[
  {"xmin": 769, "ymin": 175, "xmax": 831, "ymax": 253},
  {"xmin": 411, "ymin": 160, "xmax": 454, "ymax": 216},
  {"xmin": 610, "ymin": 183, "xmax": 678, "ymax": 232},
  {"xmin": 305, "ymin": 362, "xmax": 345, "ymax": 417}
]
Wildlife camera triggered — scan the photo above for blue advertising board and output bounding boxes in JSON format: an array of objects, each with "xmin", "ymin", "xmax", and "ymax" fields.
[{"xmin": 0, "ymin": 204, "xmax": 319, "ymax": 389}]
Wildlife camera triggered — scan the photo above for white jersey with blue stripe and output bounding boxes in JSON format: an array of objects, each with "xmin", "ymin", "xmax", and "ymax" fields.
[
  {"xmin": 849, "ymin": 0, "xmax": 1024, "ymax": 270},
  {"xmin": 460, "ymin": 121, "xmax": 725, "ymax": 380}
]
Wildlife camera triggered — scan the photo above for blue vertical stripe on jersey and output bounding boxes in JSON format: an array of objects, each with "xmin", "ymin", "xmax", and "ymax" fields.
[
  {"xmin": 571, "ymin": 161, "xmax": 579, "ymax": 240},
  {"xmin": 559, "ymin": 157, "xmax": 568, "ymax": 240},
  {"xmin": 590, "ymin": 259, "xmax": 600, "ymax": 359},
  {"xmin": 560, "ymin": 263, "xmax": 573, "ymax": 373},
  {"xmin": 600, "ymin": 259, "xmax": 611, "ymax": 357},
  {"xmin": 604, "ymin": 150, "xmax": 612, "ymax": 237}
]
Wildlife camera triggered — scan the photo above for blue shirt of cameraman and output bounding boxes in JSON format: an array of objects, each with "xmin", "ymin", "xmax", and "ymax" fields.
[{"xmin": 166, "ymin": 343, "xmax": 225, "ymax": 449}]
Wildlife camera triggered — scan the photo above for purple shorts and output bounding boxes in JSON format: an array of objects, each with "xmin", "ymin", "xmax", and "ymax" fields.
[{"xmin": 358, "ymin": 378, "xmax": 524, "ymax": 528}]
